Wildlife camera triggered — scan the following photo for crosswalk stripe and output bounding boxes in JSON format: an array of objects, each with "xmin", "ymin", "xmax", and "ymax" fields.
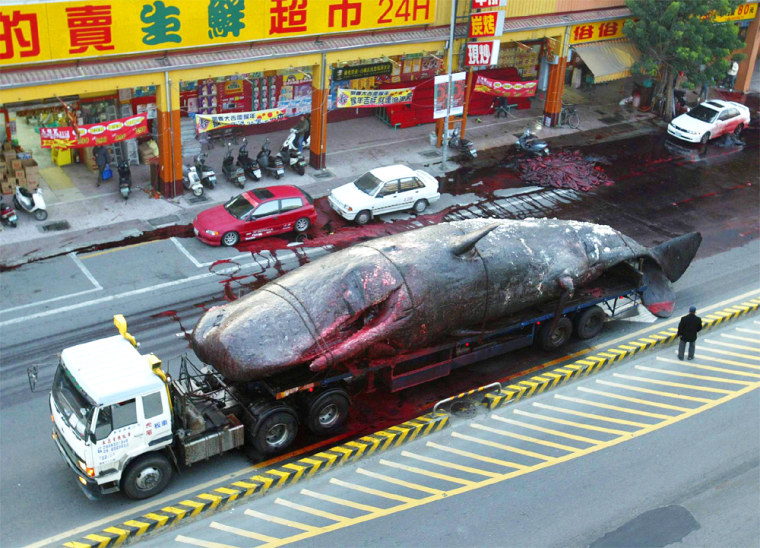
[
  {"xmin": 720, "ymin": 334, "xmax": 760, "ymax": 344},
  {"xmin": 328, "ymin": 478, "xmax": 417, "ymax": 503},
  {"xmin": 401, "ymin": 450, "xmax": 501, "ymax": 478},
  {"xmin": 513, "ymin": 408, "xmax": 631, "ymax": 435},
  {"xmin": 555, "ymin": 394, "xmax": 671, "ymax": 419},
  {"xmin": 700, "ymin": 345, "xmax": 760, "ymax": 361},
  {"xmin": 174, "ymin": 535, "xmax": 239, "ymax": 548},
  {"xmin": 275, "ymin": 497, "xmax": 350, "ymax": 522},
  {"xmin": 492, "ymin": 417, "xmax": 603, "ymax": 444},
  {"xmin": 705, "ymin": 340, "xmax": 760, "ymax": 353},
  {"xmin": 599, "ymin": 379, "xmax": 714, "ymax": 403},
  {"xmin": 532, "ymin": 402, "xmax": 650, "ymax": 427},
  {"xmin": 583, "ymin": 385, "xmax": 691, "ymax": 411},
  {"xmin": 736, "ymin": 328, "xmax": 760, "ymax": 335},
  {"xmin": 244, "ymin": 509, "xmax": 320, "ymax": 532},
  {"xmin": 209, "ymin": 522, "xmax": 278, "ymax": 542},
  {"xmin": 379, "ymin": 459, "xmax": 475, "ymax": 486},
  {"xmin": 678, "ymin": 360, "xmax": 760, "ymax": 377},
  {"xmin": 625, "ymin": 370, "xmax": 736, "ymax": 394},
  {"xmin": 454, "ymin": 430, "xmax": 557, "ymax": 459},
  {"xmin": 426, "ymin": 441, "xmax": 527, "ymax": 468},
  {"xmin": 300, "ymin": 488, "xmax": 382, "ymax": 512},
  {"xmin": 356, "ymin": 467, "xmax": 445, "ymax": 495},
  {"xmin": 475, "ymin": 421, "xmax": 580, "ymax": 451},
  {"xmin": 633, "ymin": 366, "xmax": 755, "ymax": 386}
]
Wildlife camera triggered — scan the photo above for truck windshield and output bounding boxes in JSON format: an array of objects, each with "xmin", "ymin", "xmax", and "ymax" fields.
[{"xmin": 52, "ymin": 363, "xmax": 93, "ymax": 441}]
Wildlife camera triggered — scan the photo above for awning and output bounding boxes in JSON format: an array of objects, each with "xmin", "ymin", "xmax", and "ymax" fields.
[{"xmin": 573, "ymin": 39, "xmax": 640, "ymax": 83}]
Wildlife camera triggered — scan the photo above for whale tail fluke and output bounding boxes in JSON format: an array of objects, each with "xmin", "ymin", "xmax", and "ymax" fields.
[{"xmin": 649, "ymin": 232, "xmax": 702, "ymax": 283}]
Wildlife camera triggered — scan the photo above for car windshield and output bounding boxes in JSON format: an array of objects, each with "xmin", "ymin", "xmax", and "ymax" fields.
[
  {"xmin": 224, "ymin": 194, "xmax": 255, "ymax": 219},
  {"xmin": 52, "ymin": 363, "xmax": 94, "ymax": 441},
  {"xmin": 686, "ymin": 105, "xmax": 719, "ymax": 123},
  {"xmin": 353, "ymin": 172, "xmax": 382, "ymax": 195}
]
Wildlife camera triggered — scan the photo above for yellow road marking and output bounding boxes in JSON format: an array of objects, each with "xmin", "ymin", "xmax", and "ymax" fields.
[
  {"xmin": 210, "ymin": 521, "xmax": 278, "ymax": 542},
  {"xmin": 328, "ymin": 478, "xmax": 416, "ymax": 503},
  {"xmin": 618, "ymin": 372, "xmax": 734, "ymax": 395},
  {"xmin": 700, "ymin": 345, "xmax": 760, "ymax": 361},
  {"xmin": 471, "ymin": 422, "xmax": 580, "ymax": 452},
  {"xmin": 676, "ymin": 360, "xmax": 760, "ymax": 377},
  {"xmin": 721, "ymin": 334, "xmax": 760, "ymax": 344},
  {"xmin": 275, "ymin": 498, "xmax": 349, "ymax": 523},
  {"xmin": 706, "ymin": 340, "xmax": 760, "ymax": 353},
  {"xmin": 659, "ymin": 355, "xmax": 760, "ymax": 370},
  {"xmin": 453, "ymin": 430, "xmax": 557, "ymax": 460},
  {"xmin": 736, "ymin": 328, "xmax": 760, "ymax": 335},
  {"xmin": 356, "ymin": 467, "xmax": 445, "ymax": 495},
  {"xmin": 400, "ymin": 450, "xmax": 501, "ymax": 478},
  {"xmin": 379, "ymin": 459, "xmax": 475, "ymax": 486},
  {"xmin": 532, "ymin": 402, "xmax": 650, "ymax": 428},
  {"xmin": 513, "ymin": 409, "xmax": 631, "ymax": 435},
  {"xmin": 491, "ymin": 417, "xmax": 603, "ymax": 444},
  {"xmin": 244, "ymin": 509, "xmax": 320, "ymax": 532},
  {"xmin": 79, "ymin": 240, "xmax": 160, "ymax": 258},
  {"xmin": 174, "ymin": 535, "xmax": 239, "ymax": 548},
  {"xmin": 426, "ymin": 441, "xmax": 526, "ymax": 468},
  {"xmin": 554, "ymin": 394, "xmax": 670, "ymax": 420},
  {"xmin": 300, "ymin": 488, "xmax": 382, "ymax": 512},
  {"xmin": 632, "ymin": 366, "xmax": 755, "ymax": 386},
  {"xmin": 599, "ymin": 379, "xmax": 713, "ymax": 403},
  {"xmin": 578, "ymin": 386, "xmax": 690, "ymax": 411}
]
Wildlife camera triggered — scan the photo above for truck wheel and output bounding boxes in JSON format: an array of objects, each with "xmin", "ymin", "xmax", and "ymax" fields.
[
  {"xmin": 307, "ymin": 389, "xmax": 350, "ymax": 435},
  {"xmin": 537, "ymin": 317, "xmax": 573, "ymax": 351},
  {"xmin": 574, "ymin": 306, "xmax": 606, "ymax": 340},
  {"xmin": 250, "ymin": 403, "xmax": 298, "ymax": 456},
  {"xmin": 121, "ymin": 453, "xmax": 172, "ymax": 500}
]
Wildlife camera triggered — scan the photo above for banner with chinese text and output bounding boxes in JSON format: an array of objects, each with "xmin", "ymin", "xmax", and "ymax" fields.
[
  {"xmin": 569, "ymin": 19, "xmax": 627, "ymax": 44},
  {"xmin": 474, "ymin": 75, "xmax": 538, "ymax": 98},
  {"xmin": 1, "ymin": 0, "xmax": 437, "ymax": 66},
  {"xmin": 195, "ymin": 108, "xmax": 286, "ymax": 133},
  {"xmin": 39, "ymin": 115, "xmax": 148, "ymax": 148},
  {"xmin": 433, "ymin": 72, "xmax": 466, "ymax": 119},
  {"xmin": 336, "ymin": 88, "xmax": 414, "ymax": 108}
]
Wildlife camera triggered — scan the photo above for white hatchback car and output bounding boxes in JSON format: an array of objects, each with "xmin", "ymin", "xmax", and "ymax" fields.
[
  {"xmin": 667, "ymin": 99, "xmax": 750, "ymax": 144},
  {"xmin": 328, "ymin": 165, "xmax": 440, "ymax": 224}
]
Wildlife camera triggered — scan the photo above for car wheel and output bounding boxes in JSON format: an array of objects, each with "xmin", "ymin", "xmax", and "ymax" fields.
[
  {"xmin": 733, "ymin": 124, "xmax": 744, "ymax": 136},
  {"xmin": 413, "ymin": 199, "xmax": 428, "ymax": 214},
  {"xmin": 355, "ymin": 210, "xmax": 371, "ymax": 225},
  {"xmin": 221, "ymin": 231, "xmax": 239, "ymax": 247},
  {"xmin": 700, "ymin": 132, "xmax": 710, "ymax": 145},
  {"xmin": 294, "ymin": 217, "xmax": 310, "ymax": 233}
]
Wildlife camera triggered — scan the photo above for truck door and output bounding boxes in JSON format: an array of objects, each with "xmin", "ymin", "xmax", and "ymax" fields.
[
  {"xmin": 141, "ymin": 391, "xmax": 172, "ymax": 447},
  {"xmin": 93, "ymin": 398, "xmax": 144, "ymax": 469}
]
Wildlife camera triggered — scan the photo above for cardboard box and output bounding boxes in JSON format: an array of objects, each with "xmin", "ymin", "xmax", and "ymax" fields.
[
  {"xmin": 0, "ymin": 161, "xmax": 5, "ymax": 173},
  {"xmin": 2, "ymin": 142, "xmax": 12, "ymax": 151},
  {"xmin": 6, "ymin": 176, "xmax": 17, "ymax": 188},
  {"xmin": 21, "ymin": 159, "xmax": 38, "ymax": 178},
  {"xmin": 14, "ymin": 169, "xmax": 25, "ymax": 182},
  {"xmin": 1, "ymin": 181, "xmax": 13, "ymax": 195},
  {"xmin": 3, "ymin": 150, "xmax": 17, "ymax": 162},
  {"xmin": 25, "ymin": 179, "xmax": 40, "ymax": 191},
  {"xmin": 10, "ymin": 158, "xmax": 22, "ymax": 171}
]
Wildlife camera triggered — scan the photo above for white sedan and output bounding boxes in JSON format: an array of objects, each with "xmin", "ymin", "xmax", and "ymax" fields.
[
  {"xmin": 328, "ymin": 165, "xmax": 440, "ymax": 225},
  {"xmin": 667, "ymin": 99, "xmax": 750, "ymax": 144}
]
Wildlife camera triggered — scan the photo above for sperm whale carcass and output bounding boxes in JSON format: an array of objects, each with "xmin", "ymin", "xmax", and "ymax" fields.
[{"xmin": 192, "ymin": 218, "xmax": 701, "ymax": 382}]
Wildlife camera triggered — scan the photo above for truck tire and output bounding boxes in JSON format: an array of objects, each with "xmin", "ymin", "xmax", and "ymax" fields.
[
  {"xmin": 249, "ymin": 403, "xmax": 298, "ymax": 456},
  {"xmin": 121, "ymin": 453, "xmax": 172, "ymax": 500},
  {"xmin": 307, "ymin": 389, "xmax": 350, "ymax": 435},
  {"xmin": 574, "ymin": 306, "xmax": 606, "ymax": 340},
  {"xmin": 537, "ymin": 317, "xmax": 573, "ymax": 351}
]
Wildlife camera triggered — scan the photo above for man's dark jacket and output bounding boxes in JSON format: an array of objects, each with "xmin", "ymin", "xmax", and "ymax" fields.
[{"xmin": 677, "ymin": 313, "xmax": 702, "ymax": 342}]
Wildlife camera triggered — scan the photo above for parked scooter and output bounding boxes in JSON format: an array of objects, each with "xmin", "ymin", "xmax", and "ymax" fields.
[
  {"xmin": 183, "ymin": 165, "xmax": 205, "ymax": 197},
  {"xmin": 236, "ymin": 138, "xmax": 262, "ymax": 181},
  {"xmin": 449, "ymin": 128, "xmax": 477, "ymax": 159},
  {"xmin": 516, "ymin": 129, "xmax": 550, "ymax": 156},
  {"xmin": 257, "ymin": 138, "xmax": 285, "ymax": 179},
  {"xmin": 222, "ymin": 143, "xmax": 247, "ymax": 188},
  {"xmin": 117, "ymin": 161, "xmax": 132, "ymax": 200},
  {"xmin": 0, "ymin": 200, "xmax": 18, "ymax": 227},
  {"xmin": 194, "ymin": 153, "xmax": 217, "ymax": 189},
  {"xmin": 14, "ymin": 186, "xmax": 47, "ymax": 221},
  {"xmin": 279, "ymin": 128, "xmax": 308, "ymax": 176}
]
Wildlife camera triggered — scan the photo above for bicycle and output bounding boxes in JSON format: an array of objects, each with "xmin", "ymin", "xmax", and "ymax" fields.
[{"xmin": 558, "ymin": 104, "xmax": 580, "ymax": 129}]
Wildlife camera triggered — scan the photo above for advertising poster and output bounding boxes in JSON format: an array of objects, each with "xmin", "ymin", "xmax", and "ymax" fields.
[
  {"xmin": 474, "ymin": 75, "xmax": 538, "ymax": 97},
  {"xmin": 195, "ymin": 108, "xmax": 286, "ymax": 133},
  {"xmin": 433, "ymin": 72, "xmax": 466, "ymax": 119},
  {"xmin": 39, "ymin": 114, "xmax": 148, "ymax": 148},
  {"xmin": 336, "ymin": 88, "xmax": 414, "ymax": 108}
]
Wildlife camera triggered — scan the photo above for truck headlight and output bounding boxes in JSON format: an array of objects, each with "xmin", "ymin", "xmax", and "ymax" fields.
[{"xmin": 78, "ymin": 460, "xmax": 95, "ymax": 477}]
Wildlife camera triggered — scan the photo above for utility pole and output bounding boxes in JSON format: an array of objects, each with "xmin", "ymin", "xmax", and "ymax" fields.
[{"xmin": 441, "ymin": 0, "xmax": 458, "ymax": 171}]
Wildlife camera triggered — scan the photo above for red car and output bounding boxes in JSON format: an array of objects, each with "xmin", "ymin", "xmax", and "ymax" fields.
[{"xmin": 193, "ymin": 185, "xmax": 317, "ymax": 246}]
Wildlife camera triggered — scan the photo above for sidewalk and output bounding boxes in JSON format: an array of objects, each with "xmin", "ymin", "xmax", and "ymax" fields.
[{"xmin": 0, "ymin": 78, "xmax": 664, "ymax": 268}]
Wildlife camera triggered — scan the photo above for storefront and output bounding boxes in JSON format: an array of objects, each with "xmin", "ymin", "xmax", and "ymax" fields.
[{"xmin": 567, "ymin": 18, "xmax": 639, "ymax": 87}]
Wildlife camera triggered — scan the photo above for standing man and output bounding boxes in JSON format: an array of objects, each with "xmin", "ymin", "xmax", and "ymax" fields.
[
  {"xmin": 724, "ymin": 60, "xmax": 739, "ymax": 91},
  {"xmin": 293, "ymin": 114, "xmax": 310, "ymax": 154},
  {"xmin": 677, "ymin": 306, "xmax": 702, "ymax": 360},
  {"xmin": 94, "ymin": 146, "xmax": 110, "ymax": 187}
]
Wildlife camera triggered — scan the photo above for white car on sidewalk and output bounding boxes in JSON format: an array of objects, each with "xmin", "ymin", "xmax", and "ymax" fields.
[
  {"xmin": 667, "ymin": 99, "xmax": 750, "ymax": 144},
  {"xmin": 328, "ymin": 165, "xmax": 440, "ymax": 225}
]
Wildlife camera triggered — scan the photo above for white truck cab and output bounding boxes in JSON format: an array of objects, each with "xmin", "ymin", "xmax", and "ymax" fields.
[{"xmin": 50, "ymin": 316, "xmax": 174, "ymax": 499}]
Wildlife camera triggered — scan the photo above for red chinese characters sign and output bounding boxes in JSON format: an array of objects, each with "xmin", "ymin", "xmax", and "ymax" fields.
[
  {"xmin": 472, "ymin": 0, "xmax": 505, "ymax": 8},
  {"xmin": 569, "ymin": 18, "xmax": 626, "ymax": 44},
  {"xmin": 40, "ymin": 115, "xmax": 148, "ymax": 149},
  {"xmin": 469, "ymin": 10, "xmax": 504, "ymax": 38},
  {"xmin": 474, "ymin": 75, "xmax": 538, "ymax": 98},
  {"xmin": 465, "ymin": 40, "xmax": 500, "ymax": 66}
]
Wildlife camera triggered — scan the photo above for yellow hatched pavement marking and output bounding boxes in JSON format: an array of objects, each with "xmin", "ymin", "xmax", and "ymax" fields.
[
  {"xmin": 475, "ymin": 421, "xmax": 580, "ymax": 452},
  {"xmin": 659, "ymin": 355, "xmax": 760, "ymax": 371},
  {"xmin": 578, "ymin": 386, "xmax": 690, "ymax": 412},
  {"xmin": 210, "ymin": 521, "xmax": 278, "ymax": 542},
  {"xmin": 513, "ymin": 408, "xmax": 631, "ymax": 435},
  {"xmin": 706, "ymin": 339, "xmax": 760, "ymax": 352},
  {"xmin": 664, "ymin": 358, "xmax": 760, "ymax": 377},
  {"xmin": 532, "ymin": 402, "xmax": 650, "ymax": 427},
  {"xmin": 275, "ymin": 498, "xmax": 350, "ymax": 523},
  {"xmin": 555, "ymin": 394, "xmax": 670, "ymax": 420},
  {"xmin": 598, "ymin": 379, "xmax": 714, "ymax": 403},
  {"xmin": 400, "ymin": 450, "xmax": 501, "ymax": 478},
  {"xmin": 700, "ymin": 345, "xmax": 760, "ymax": 361},
  {"xmin": 244, "ymin": 509, "xmax": 320, "ymax": 532},
  {"xmin": 174, "ymin": 535, "xmax": 240, "ymax": 548},
  {"xmin": 616, "ymin": 372, "xmax": 733, "ymax": 395},
  {"xmin": 379, "ymin": 458, "xmax": 475, "ymax": 486},
  {"xmin": 736, "ymin": 328, "xmax": 760, "ymax": 335},
  {"xmin": 300, "ymin": 488, "xmax": 382, "ymax": 512},
  {"xmin": 632, "ymin": 366, "xmax": 755, "ymax": 386},
  {"xmin": 721, "ymin": 334, "xmax": 760, "ymax": 344},
  {"xmin": 453, "ymin": 430, "xmax": 555, "ymax": 460},
  {"xmin": 356, "ymin": 467, "xmax": 445, "ymax": 495},
  {"xmin": 426, "ymin": 441, "xmax": 531, "ymax": 468},
  {"xmin": 493, "ymin": 416, "xmax": 603, "ymax": 444},
  {"xmin": 329, "ymin": 478, "xmax": 417, "ymax": 503}
]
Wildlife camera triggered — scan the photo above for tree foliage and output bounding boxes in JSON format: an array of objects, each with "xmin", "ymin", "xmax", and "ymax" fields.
[{"xmin": 624, "ymin": 0, "xmax": 746, "ymax": 119}]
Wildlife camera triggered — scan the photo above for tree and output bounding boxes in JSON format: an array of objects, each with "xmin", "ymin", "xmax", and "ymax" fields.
[{"xmin": 624, "ymin": 0, "xmax": 746, "ymax": 120}]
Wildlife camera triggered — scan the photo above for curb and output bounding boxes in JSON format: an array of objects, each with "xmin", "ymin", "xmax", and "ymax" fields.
[{"xmin": 64, "ymin": 413, "xmax": 448, "ymax": 547}]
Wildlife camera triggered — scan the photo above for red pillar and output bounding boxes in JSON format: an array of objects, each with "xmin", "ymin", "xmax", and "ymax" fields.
[{"xmin": 543, "ymin": 57, "xmax": 568, "ymax": 127}]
